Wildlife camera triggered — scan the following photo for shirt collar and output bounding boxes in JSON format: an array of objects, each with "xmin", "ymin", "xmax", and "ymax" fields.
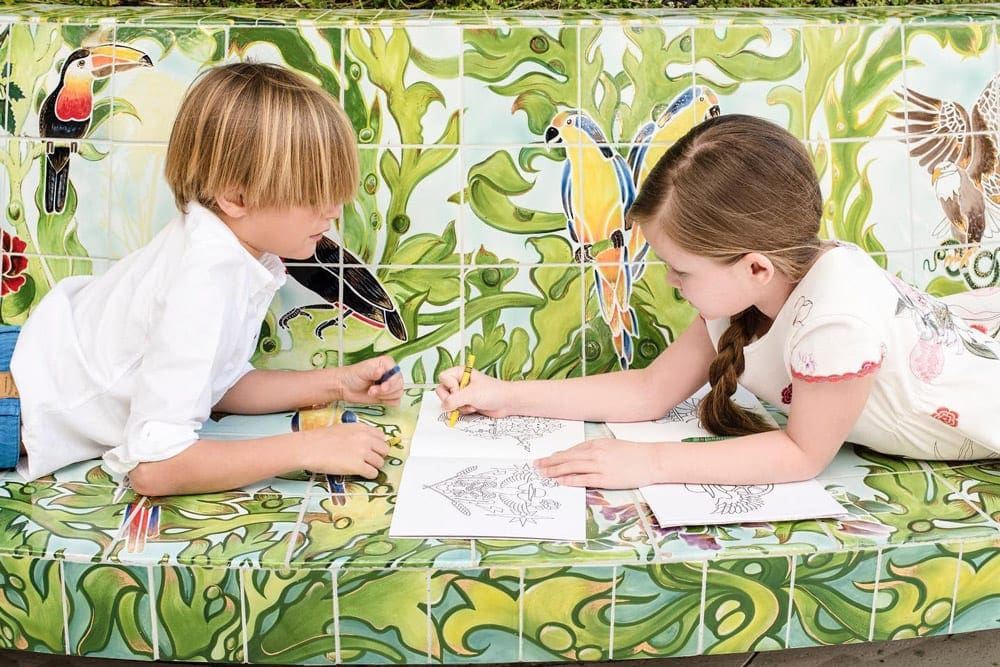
[{"xmin": 185, "ymin": 202, "xmax": 288, "ymax": 295}]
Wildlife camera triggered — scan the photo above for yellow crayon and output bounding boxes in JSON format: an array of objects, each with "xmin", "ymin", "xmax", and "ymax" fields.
[{"xmin": 448, "ymin": 354, "xmax": 476, "ymax": 427}]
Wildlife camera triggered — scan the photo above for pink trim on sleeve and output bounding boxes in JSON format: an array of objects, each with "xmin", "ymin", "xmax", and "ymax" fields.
[{"xmin": 790, "ymin": 357, "xmax": 883, "ymax": 384}]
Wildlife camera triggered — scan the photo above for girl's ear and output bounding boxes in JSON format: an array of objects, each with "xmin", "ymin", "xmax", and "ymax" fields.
[
  {"xmin": 742, "ymin": 252, "xmax": 775, "ymax": 286},
  {"xmin": 214, "ymin": 191, "xmax": 248, "ymax": 219}
]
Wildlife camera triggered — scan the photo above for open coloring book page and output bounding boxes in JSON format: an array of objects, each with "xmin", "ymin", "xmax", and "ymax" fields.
[
  {"xmin": 389, "ymin": 393, "xmax": 587, "ymax": 541},
  {"xmin": 410, "ymin": 392, "xmax": 585, "ymax": 459},
  {"xmin": 607, "ymin": 384, "xmax": 775, "ymax": 443},
  {"xmin": 390, "ymin": 456, "xmax": 586, "ymax": 541}
]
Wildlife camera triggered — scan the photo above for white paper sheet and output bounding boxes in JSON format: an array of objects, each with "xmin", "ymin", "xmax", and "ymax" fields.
[
  {"xmin": 640, "ymin": 479, "xmax": 847, "ymax": 527},
  {"xmin": 606, "ymin": 384, "xmax": 846, "ymax": 527},
  {"xmin": 411, "ymin": 393, "xmax": 585, "ymax": 459},
  {"xmin": 390, "ymin": 393, "xmax": 587, "ymax": 541},
  {"xmin": 390, "ymin": 456, "xmax": 586, "ymax": 541},
  {"xmin": 607, "ymin": 384, "xmax": 775, "ymax": 443}
]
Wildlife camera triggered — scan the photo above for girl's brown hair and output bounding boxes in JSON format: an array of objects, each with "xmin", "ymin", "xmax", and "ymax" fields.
[
  {"xmin": 628, "ymin": 114, "xmax": 824, "ymax": 436},
  {"xmin": 165, "ymin": 62, "xmax": 359, "ymax": 213}
]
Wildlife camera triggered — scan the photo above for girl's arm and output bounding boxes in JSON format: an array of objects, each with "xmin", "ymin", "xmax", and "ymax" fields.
[
  {"xmin": 214, "ymin": 355, "xmax": 403, "ymax": 414},
  {"xmin": 537, "ymin": 369, "xmax": 878, "ymax": 488},
  {"xmin": 438, "ymin": 316, "xmax": 716, "ymax": 423},
  {"xmin": 128, "ymin": 423, "xmax": 389, "ymax": 496}
]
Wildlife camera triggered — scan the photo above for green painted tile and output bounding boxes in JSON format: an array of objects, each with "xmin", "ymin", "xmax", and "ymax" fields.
[
  {"xmin": 242, "ymin": 567, "xmax": 335, "ymax": 664},
  {"xmin": 152, "ymin": 565, "xmax": 243, "ymax": 662},
  {"xmin": 338, "ymin": 568, "xmax": 430, "ymax": 663},
  {"xmin": 0, "ymin": 479, "xmax": 133, "ymax": 562},
  {"xmin": 430, "ymin": 568, "xmax": 520, "ymax": 663},
  {"xmin": 106, "ymin": 492, "xmax": 305, "ymax": 569},
  {"xmin": 819, "ymin": 471, "xmax": 995, "ymax": 548},
  {"xmin": 951, "ymin": 535, "xmax": 1000, "ymax": 635},
  {"xmin": 462, "ymin": 25, "xmax": 578, "ymax": 146},
  {"xmin": 63, "ymin": 560, "xmax": 154, "ymax": 660},
  {"xmin": 0, "ymin": 554, "xmax": 65, "ymax": 654},
  {"xmin": 612, "ymin": 562, "xmax": 703, "ymax": 660},
  {"xmin": 871, "ymin": 544, "xmax": 962, "ymax": 641},
  {"xmin": 473, "ymin": 489, "xmax": 651, "ymax": 567},
  {"xmin": 520, "ymin": 565, "xmax": 614, "ymax": 662},
  {"xmin": 787, "ymin": 549, "xmax": 879, "ymax": 649},
  {"xmin": 228, "ymin": 25, "xmax": 341, "ymax": 99},
  {"xmin": 703, "ymin": 556, "xmax": 793, "ymax": 654},
  {"xmin": 289, "ymin": 491, "xmax": 474, "ymax": 568},
  {"xmin": 934, "ymin": 462, "xmax": 1000, "ymax": 523}
]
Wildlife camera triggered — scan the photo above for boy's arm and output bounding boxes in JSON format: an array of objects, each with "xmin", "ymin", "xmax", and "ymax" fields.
[
  {"xmin": 128, "ymin": 424, "xmax": 389, "ymax": 496},
  {"xmin": 538, "ymin": 370, "xmax": 878, "ymax": 488},
  {"xmin": 214, "ymin": 356, "xmax": 403, "ymax": 414}
]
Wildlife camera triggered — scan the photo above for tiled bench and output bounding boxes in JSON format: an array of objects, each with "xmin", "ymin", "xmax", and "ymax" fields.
[{"xmin": 2, "ymin": 3, "xmax": 1000, "ymax": 664}]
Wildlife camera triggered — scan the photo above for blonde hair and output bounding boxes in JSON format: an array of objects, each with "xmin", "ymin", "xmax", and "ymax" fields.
[
  {"xmin": 165, "ymin": 62, "xmax": 359, "ymax": 213},
  {"xmin": 629, "ymin": 114, "xmax": 823, "ymax": 436}
]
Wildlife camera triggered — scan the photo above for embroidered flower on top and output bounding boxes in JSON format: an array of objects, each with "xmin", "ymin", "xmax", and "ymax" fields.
[{"xmin": 931, "ymin": 407, "xmax": 960, "ymax": 428}]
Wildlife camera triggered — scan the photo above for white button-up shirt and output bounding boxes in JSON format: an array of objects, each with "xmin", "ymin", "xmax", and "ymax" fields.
[{"xmin": 11, "ymin": 203, "xmax": 287, "ymax": 480}]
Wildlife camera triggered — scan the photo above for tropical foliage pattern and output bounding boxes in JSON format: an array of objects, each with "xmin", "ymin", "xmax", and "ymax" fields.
[{"xmin": 2, "ymin": 3, "xmax": 1000, "ymax": 664}]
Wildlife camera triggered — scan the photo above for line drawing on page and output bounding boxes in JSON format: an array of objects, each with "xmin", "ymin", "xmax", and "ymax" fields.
[
  {"xmin": 655, "ymin": 396, "xmax": 702, "ymax": 424},
  {"xmin": 436, "ymin": 412, "xmax": 567, "ymax": 453},
  {"xmin": 684, "ymin": 484, "xmax": 775, "ymax": 515},
  {"xmin": 424, "ymin": 463, "xmax": 562, "ymax": 526}
]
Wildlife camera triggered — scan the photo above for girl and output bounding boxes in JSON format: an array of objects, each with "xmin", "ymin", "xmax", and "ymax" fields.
[
  {"xmin": 3, "ymin": 63, "xmax": 403, "ymax": 496},
  {"xmin": 437, "ymin": 114, "xmax": 1000, "ymax": 489}
]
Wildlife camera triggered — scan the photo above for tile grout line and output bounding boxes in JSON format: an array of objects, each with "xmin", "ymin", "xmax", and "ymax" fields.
[
  {"xmin": 784, "ymin": 555, "xmax": 797, "ymax": 649},
  {"xmin": 948, "ymin": 540, "xmax": 963, "ymax": 635},
  {"xmin": 425, "ymin": 568, "xmax": 433, "ymax": 664},
  {"xmin": 284, "ymin": 475, "xmax": 316, "ymax": 568},
  {"xmin": 518, "ymin": 567, "xmax": 525, "ymax": 662},
  {"xmin": 609, "ymin": 564, "xmax": 617, "ymax": 660},
  {"xmin": 331, "ymin": 566, "xmax": 342, "ymax": 664},
  {"xmin": 868, "ymin": 547, "xmax": 883, "ymax": 642},
  {"xmin": 697, "ymin": 560, "xmax": 707, "ymax": 655},
  {"xmin": 147, "ymin": 564, "xmax": 160, "ymax": 661},
  {"xmin": 239, "ymin": 566, "xmax": 250, "ymax": 665},
  {"xmin": 59, "ymin": 559, "xmax": 71, "ymax": 655}
]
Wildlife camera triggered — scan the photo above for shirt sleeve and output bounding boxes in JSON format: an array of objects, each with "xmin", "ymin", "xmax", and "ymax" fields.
[
  {"xmin": 788, "ymin": 314, "xmax": 885, "ymax": 383},
  {"xmin": 103, "ymin": 245, "xmax": 246, "ymax": 475}
]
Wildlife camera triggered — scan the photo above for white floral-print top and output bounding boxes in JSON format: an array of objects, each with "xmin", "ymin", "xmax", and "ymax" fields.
[{"xmin": 705, "ymin": 242, "xmax": 1000, "ymax": 460}]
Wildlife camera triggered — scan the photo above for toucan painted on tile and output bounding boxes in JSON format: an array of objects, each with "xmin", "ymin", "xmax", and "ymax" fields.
[{"xmin": 39, "ymin": 44, "xmax": 152, "ymax": 214}]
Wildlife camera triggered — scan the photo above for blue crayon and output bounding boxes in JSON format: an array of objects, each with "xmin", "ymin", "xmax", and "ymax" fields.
[{"xmin": 375, "ymin": 364, "xmax": 401, "ymax": 384}]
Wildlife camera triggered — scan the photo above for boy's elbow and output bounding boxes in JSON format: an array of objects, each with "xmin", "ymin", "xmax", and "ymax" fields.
[{"xmin": 128, "ymin": 462, "xmax": 176, "ymax": 497}]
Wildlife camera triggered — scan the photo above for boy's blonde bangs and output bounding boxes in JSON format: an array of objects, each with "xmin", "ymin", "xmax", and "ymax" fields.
[{"xmin": 166, "ymin": 63, "xmax": 359, "ymax": 213}]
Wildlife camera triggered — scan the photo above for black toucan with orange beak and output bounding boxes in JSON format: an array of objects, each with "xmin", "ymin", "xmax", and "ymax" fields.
[
  {"xmin": 281, "ymin": 236, "xmax": 408, "ymax": 342},
  {"xmin": 39, "ymin": 44, "xmax": 152, "ymax": 214}
]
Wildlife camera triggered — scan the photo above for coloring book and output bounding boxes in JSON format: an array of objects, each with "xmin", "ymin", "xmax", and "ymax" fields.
[
  {"xmin": 389, "ymin": 393, "xmax": 587, "ymax": 541},
  {"xmin": 609, "ymin": 384, "xmax": 847, "ymax": 528}
]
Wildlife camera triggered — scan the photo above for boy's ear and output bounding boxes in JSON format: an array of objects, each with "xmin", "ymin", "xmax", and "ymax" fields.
[
  {"xmin": 215, "ymin": 191, "xmax": 248, "ymax": 219},
  {"xmin": 742, "ymin": 252, "xmax": 775, "ymax": 285}
]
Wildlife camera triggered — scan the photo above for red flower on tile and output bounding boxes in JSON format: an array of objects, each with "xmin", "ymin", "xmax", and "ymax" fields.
[
  {"xmin": 780, "ymin": 383, "xmax": 793, "ymax": 405},
  {"xmin": 931, "ymin": 407, "xmax": 959, "ymax": 428},
  {"xmin": 1, "ymin": 230, "xmax": 28, "ymax": 296}
]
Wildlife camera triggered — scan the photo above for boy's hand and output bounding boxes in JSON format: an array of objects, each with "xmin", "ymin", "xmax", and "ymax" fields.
[
  {"xmin": 301, "ymin": 423, "xmax": 390, "ymax": 479},
  {"xmin": 534, "ymin": 439, "xmax": 665, "ymax": 489},
  {"xmin": 339, "ymin": 355, "xmax": 403, "ymax": 405},
  {"xmin": 435, "ymin": 367, "xmax": 509, "ymax": 418}
]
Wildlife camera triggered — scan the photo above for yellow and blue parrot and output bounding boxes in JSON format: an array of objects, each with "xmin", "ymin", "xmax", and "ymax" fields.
[
  {"xmin": 626, "ymin": 85, "xmax": 722, "ymax": 187},
  {"xmin": 545, "ymin": 110, "xmax": 646, "ymax": 369}
]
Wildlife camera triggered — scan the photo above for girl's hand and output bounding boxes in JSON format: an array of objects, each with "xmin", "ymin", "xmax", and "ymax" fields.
[
  {"xmin": 339, "ymin": 355, "xmax": 404, "ymax": 405},
  {"xmin": 534, "ymin": 439, "xmax": 666, "ymax": 489},
  {"xmin": 435, "ymin": 367, "xmax": 510, "ymax": 417},
  {"xmin": 300, "ymin": 423, "xmax": 390, "ymax": 479}
]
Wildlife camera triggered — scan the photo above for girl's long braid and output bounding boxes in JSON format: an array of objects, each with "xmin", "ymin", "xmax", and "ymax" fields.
[{"xmin": 700, "ymin": 307, "xmax": 774, "ymax": 435}]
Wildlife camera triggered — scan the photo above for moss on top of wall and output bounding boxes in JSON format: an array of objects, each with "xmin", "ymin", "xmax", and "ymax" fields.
[{"xmin": 23, "ymin": 0, "xmax": 980, "ymax": 9}]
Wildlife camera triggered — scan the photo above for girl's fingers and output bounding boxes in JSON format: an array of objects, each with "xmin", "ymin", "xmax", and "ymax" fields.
[
  {"xmin": 555, "ymin": 473, "xmax": 602, "ymax": 488},
  {"xmin": 359, "ymin": 462, "xmax": 379, "ymax": 479},
  {"xmin": 537, "ymin": 458, "xmax": 596, "ymax": 478}
]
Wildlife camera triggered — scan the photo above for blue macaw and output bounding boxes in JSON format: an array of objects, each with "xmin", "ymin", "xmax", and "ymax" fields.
[
  {"xmin": 627, "ymin": 85, "xmax": 722, "ymax": 188},
  {"xmin": 545, "ymin": 110, "xmax": 644, "ymax": 368}
]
